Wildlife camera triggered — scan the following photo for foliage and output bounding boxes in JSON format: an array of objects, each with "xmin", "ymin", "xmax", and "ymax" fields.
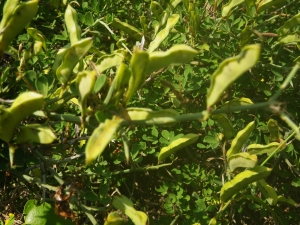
[{"xmin": 0, "ymin": 0, "xmax": 300, "ymax": 224}]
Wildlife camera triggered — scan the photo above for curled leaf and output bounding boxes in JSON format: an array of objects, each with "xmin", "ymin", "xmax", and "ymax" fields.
[
  {"xmin": 112, "ymin": 195, "xmax": 148, "ymax": 225},
  {"xmin": 206, "ymin": 44, "xmax": 260, "ymax": 108},
  {"xmin": 85, "ymin": 116, "xmax": 123, "ymax": 164},
  {"xmin": 146, "ymin": 44, "xmax": 198, "ymax": 75},
  {"xmin": 158, "ymin": 133, "xmax": 199, "ymax": 161},
  {"xmin": 147, "ymin": 14, "xmax": 180, "ymax": 53}
]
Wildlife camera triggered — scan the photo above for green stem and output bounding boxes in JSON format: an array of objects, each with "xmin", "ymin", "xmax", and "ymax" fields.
[
  {"xmin": 240, "ymin": 195, "xmax": 284, "ymax": 225},
  {"xmin": 81, "ymin": 163, "xmax": 172, "ymax": 177},
  {"xmin": 269, "ymin": 64, "xmax": 299, "ymax": 102},
  {"xmin": 260, "ymin": 130, "xmax": 295, "ymax": 166},
  {"xmin": 215, "ymin": 197, "xmax": 234, "ymax": 220},
  {"xmin": 46, "ymin": 112, "xmax": 96, "ymax": 130},
  {"xmin": 33, "ymin": 150, "xmax": 64, "ymax": 185},
  {"xmin": 170, "ymin": 215, "xmax": 180, "ymax": 225},
  {"xmin": 10, "ymin": 170, "xmax": 57, "ymax": 191}
]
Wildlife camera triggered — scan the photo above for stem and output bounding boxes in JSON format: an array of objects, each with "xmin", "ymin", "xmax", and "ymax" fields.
[
  {"xmin": 46, "ymin": 112, "xmax": 96, "ymax": 130},
  {"xmin": 33, "ymin": 150, "xmax": 64, "ymax": 185},
  {"xmin": 10, "ymin": 170, "xmax": 57, "ymax": 191},
  {"xmin": 215, "ymin": 197, "xmax": 234, "ymax": 220},
  {"xmin": 260, "ymin": 130, "xmax": 295, "ymax": 166},
  {"xmin": 170, "ymin": 215, "xmax": 180, "ymax": 225},
  {"xmin": 81, "ymin": 163, "xmax": 173, "ymax": 177},
  {"xmin": 269, "ymin": 64, "xmax": 299, "ymax": 102},
  {"xmin": 240, "ymin": 195, "xmax": 284, "ymax": 225}
]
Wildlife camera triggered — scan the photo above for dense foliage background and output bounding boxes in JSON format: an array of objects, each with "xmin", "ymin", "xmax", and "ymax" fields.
[{"xmin": 0, "ymin": 0, "xmax": 300, "ymax": 224}]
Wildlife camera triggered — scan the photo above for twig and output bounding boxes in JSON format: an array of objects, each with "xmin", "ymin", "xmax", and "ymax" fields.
[
  {"xmin": 10, "ymin": 170, "xmax": 57, "ymax": 192},
  {"xmin": 33, "ymin": 150, "xmax": 64, "ymax": 185},
  {"xmin": 0, "ymin": 98, "xmax": 14, "ymax": 104},
  {"xmin": 81, "ymin": 163, "xmax": 173, "ymax": 177}
]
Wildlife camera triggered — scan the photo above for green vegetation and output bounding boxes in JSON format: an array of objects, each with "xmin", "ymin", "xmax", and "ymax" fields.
[{"xmin": 0, "ymin": 0, "xmax": 300, "ymax": 224}]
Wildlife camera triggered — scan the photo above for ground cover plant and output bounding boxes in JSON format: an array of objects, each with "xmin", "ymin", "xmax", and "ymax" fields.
[{"xmin": 0, "ymin": 0, "xmax": 300, "ymax": 224}]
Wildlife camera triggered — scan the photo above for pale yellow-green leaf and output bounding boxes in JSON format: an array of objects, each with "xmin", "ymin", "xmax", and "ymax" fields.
[
  {"xmin": 104, "ymin": 212, "xmax": 127, "ymax": 225},
  {"xmin": 85, "ymin": 116, "xmax": 123, "ymax": 164},
  {"xmin": 220, "ymin": 166, "xmax": 272, "ymax": 202},
  {"xmin": 228, "ymin": 152, "xmax": 257, "ymax": 172},
  {"xmin": 277, "ymin": 13, "xmax": 300, "ymax": 37},
  {"xmin": 256, "ymin": 179, "xmax": 278, "ymax": 206},
  {"xmin": 16, "ymin": 124, "xmax": 57, "ymax": 144},
  {"xmin": 222, "ymin": 0, "xmax": 246, "ymax": 17},
  {"xmin": 158, "ymin": 133, "xmax": 199, "ymax": 161},
  {"xmin": 146, "ymin": 44, "xmax": 198, "ymax": 75},
  {"xmin": 112, "ymin": 195, "xmax": 148, "ymax": 225},
  {"xmin": 96, "ymin": 52, "xmax": 124, "ymax": 74},
  {"xmin": 278, "ymin": 32, "xmax": 300, "ymax": 44},
  {"xmin": 206, "ymin": 44, "xmax": 260, "ymax": 108},
  {"xmin": 148, "ymin": 14, "xmax": 179, "ymax": 53},
  {"xmin": 124, "ymin": 50, "xmax": 149, "ymax": 105}
]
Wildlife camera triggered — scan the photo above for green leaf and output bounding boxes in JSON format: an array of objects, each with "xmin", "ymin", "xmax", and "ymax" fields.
[
  {"xmin": 228, "ymin": 152, "xmax": 257, "ymax": 172},
  {"xmin": 85, "ymin": 116, "xmax": 123, "ymax": 164},
  {"xmin": 150, "ymin": 1, "xmax": 164, "ymax": 19},
  {"xmin": 277, "ymin": 196, "xmax": 297, "ymax": 207},
  {"xmin": 222, "ymin": 0, "xmax": 246, "ymax": 17},
  {"xmin": 16, "ymin": 124, "xmax": 57, "ymax": 144},
  {"xmin": 146, "ymin": 44, "xmax": 198, "ymax": 75},
  {"xmin": 277, "ymin": 13, "xmax": 300, "ymax": 37},
  {"xmin": 56, "ymin": 38, "xmax": 93, "ymax": 85},
  {"xmin": 104, "ymin": 63, "xmax": 131, "ymax": 105},
  {"xmin": 85, "ymin": 11, "xmax": 94, "ymax": 26},
  {"xmin": 211, "ymin": 114, "xmax": 234, "ymax": 140},
  {"xmin": 104, "ymin": 212, "xmax": 127, "ymax": 225},
  {"xmin": 111, "ymin": 18, "xmax": 143, "ymax": 41},
  {"xmin": 220, "ymin": 166, "xmax": 272, "ymax": 202},
  {"xmin": 94, "ymin": 74, "xmax": 107, "ymax": 93},
  {"xmin": 24, "ymin": 201, "xmax": 74, "ymax": 225},
  {"xmin": 257, "ymin": 0, "xmax": 286, "ymax": 13},
  {"xmin": 76, "ymin": 70, "xmax": 97, "ymax": 117},
  {"xmin": 247, "ymin": 142, "xmax": 280, "ymax": 155},
  {"xmin": 96, "ymin": 52, "xmax": 124, "ymax": 74},
  {"xmin": 124, "ymin": 50, "xmax": 149, "ymax": 105},
  {"xmin": 148, "ymin": 14, "xmax": 180, "ymax": 53},
  {"xmin": 278, "ymin": 32, "xmax": 300, "ymax": 44},
  {"xmin": 206, "ymin": 44, "xmax": 260, "ymax": 108},
  {"xmin": 158, "ymin": 133, "xmax": 199, "ymax": 161},
  {"xmin": 112, "ymin": 195, "xmax": 148, "ymax": 225},
  {"xmin": 256, "ymin": 179, "xmax": 278, "ymax": 206},
  {"xmin": 35, "ymin": 76, "xmax": 49, "ymax": 96}
]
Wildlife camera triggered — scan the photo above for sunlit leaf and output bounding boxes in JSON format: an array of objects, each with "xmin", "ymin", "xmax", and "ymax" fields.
[
  {"xmin": 85, "ymin": 116, "xmax": 123, "ymax": 164},
  {"xmin": 206, "ymin": 44, "xmax": 260, "ymax": 108}
]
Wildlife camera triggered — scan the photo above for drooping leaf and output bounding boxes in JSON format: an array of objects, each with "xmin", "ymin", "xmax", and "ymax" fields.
[
  {"xmin": 257, "ymin": 0, "xmax": 286, "ymax": 13},
  {"xmin": 278, "ymin": 32, "xmax": 300, "ymax": 44},
  {"xmin": 146, "ymin": 44, "xmax": 198, "ymax": 75},
  {"xmin": 206, "ymin": 44, "xmax": 260, "ymax": 108},
  {"xmin": 111, "ymin": 18, "xmax": 143, "ymax": 41},
  {"xmin": 85, "ymin": 116, "xmax": 123, "ymax": 164},
  {"xmin": 124, "ymin": 50, "xmax": 149, "ymax": 105},
  {"xmin": 148, "ymin": 14, "xmax": 180, "ymax": 53},
  {"xmin": 228, "ymin": 152, "xmax": 257, "ymax": 172},
  {"xmin": 96, "ymin": 52, "xmax": 124, "ymax": 74},
  {"xmin": 104, "ymin": 211, "xmax": 127, "ymax": 225},
  {"xmin": 112, "ymin": 195, "xmax": 148, "ymax": 225},
  {"xmin": 24, "ymin": 200, "xmax": 74, "ymax": 225},
  {"xmin": 76, "ymin": 70, "xmax": 97, "ymax": 118},
  {"xmin": 220, "ymin": 166, "xmax": 272, "ymax": 202},
  {"xmin": 256, "ymin": 179, "xmax": 278, "ymax": 206},
  {"xmin": 277, "ymin": 13, "xmax": 300, "ymax": 37},
  {"xmin": 222, "ymin": 0, "xmax": 246, "ymax": 17},
  {"xmin": 158, "ymin": 133, "xmax": 199, "ymax": 161},
  {"xmin": 16, "ymin": 124, "xmax": 57, "ymax": 144}
]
